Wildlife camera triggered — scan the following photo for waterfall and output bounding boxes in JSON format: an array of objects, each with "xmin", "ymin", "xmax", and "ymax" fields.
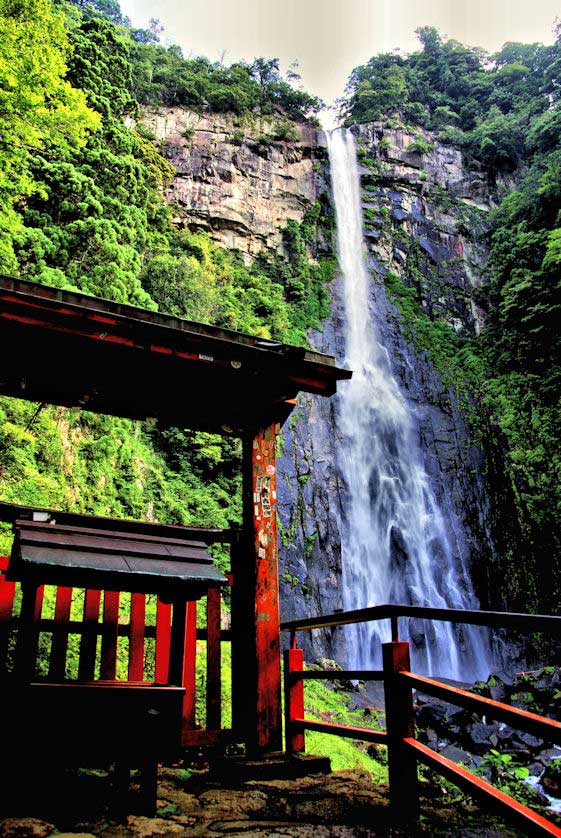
[{"xmin": 327, "ymin": 127, "xmax": 491, "ymax": 682}]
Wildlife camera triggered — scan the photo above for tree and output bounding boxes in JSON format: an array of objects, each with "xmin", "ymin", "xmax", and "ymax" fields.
[
  {"xmin": 14, "ymin": 13, "xmax": 172, "ymax": 307},
  {"xmin": 0, "ymin": 0, "xmax": 99, "ymax": 272}
]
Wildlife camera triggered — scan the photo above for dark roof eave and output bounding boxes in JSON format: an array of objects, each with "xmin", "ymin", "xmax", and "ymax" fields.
[{"xmin": 0, "ymin": 275, "xmax": 351, "ymax": 382}]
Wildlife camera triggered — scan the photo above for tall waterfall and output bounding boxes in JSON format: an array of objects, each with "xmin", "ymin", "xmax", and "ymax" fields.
[{"xmin": 327, "ymin": 127, "xmax": 491, "ymax": 681}]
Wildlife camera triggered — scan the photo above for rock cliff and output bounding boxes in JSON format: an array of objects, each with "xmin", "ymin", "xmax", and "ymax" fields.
[
  {"xmin": 140, "ymin": 108, "xmax": 320, "ymax": 258},
  {"xmin": 144, "ymin": 107, "xmax": 501, "ymax": 666}
]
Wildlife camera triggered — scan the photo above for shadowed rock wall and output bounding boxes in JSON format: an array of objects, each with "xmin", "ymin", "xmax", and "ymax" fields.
[
  {"xmin": 277, "ymin": 124, "xmax": 502, "ymax": 665},
  {"xmin": 142, "ymin": 108, "xmax": 502, "ymax": 666}
]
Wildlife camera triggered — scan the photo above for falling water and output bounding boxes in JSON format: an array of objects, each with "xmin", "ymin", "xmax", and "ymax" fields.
[{"xmin": 327, "ymin": 127, "xmax": 491, "ymax": 681}]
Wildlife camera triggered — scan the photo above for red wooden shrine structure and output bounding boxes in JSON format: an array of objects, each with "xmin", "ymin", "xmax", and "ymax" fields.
[
  {"xmin": 0, "ymin": 275, "xmax": 351, "ymax": 807},
  {"xmin": 4, "ymin": 276, "xmax": 558, "ymax": 834}
]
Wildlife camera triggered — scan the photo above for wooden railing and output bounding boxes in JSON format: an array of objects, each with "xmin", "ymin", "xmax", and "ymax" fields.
[
  {"xmin": 282, "ymin": 605, "xmax": 561, "ymax": 837},
  {"xmin": 0, "ymin": 555, "xmax": 233, "ymax": 746}
]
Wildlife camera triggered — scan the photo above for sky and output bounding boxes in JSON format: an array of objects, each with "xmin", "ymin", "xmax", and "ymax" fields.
[{"xmin": 119, "ymin": 0, "xmax": 560, "ymax": 105}]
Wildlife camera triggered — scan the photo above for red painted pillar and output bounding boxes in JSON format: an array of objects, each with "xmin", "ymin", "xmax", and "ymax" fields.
[
  {"xmin": 206, "ymin": 586, "xmax": 222, "ymax": 730},
  {"xmin": 382, "ymin": 640, "xmax": 419, "ymax": 823},
  {"xmin": 233, "ymin": 423, "xmax": 282, "ymax": 753},
  {"xmin": 182, "ymin": 600, "xmax": 197, "ymax": 731},
  {"xmin": 284, "ymin": 640, "xmax": 305, "ymax": 754}
]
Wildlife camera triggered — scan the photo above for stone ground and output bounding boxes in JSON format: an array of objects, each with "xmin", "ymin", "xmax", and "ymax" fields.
[{"xmin": 0, "ymin": 762, "xmax": 523, "ymax": 838}]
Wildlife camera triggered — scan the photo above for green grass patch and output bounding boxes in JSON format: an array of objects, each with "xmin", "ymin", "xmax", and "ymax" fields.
[{"xmin": 302, "ymin": 677, "xmax": 388, "ymax": 782}]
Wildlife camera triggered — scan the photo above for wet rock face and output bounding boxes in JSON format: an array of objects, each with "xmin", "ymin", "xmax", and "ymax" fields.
[
  {"xmin": 353, "ymin": 121, "xmax": 492, "ymax": 337},
  {"xmin": 139, "ymin": 108, "xmax": 319, "ymax": 258},
  {"xmin": 277, "ymin": 276, "xmax": 348, "ymax": 661},
  {"xmin": 278, "ymin": 124, "xmax": 500, "ymax": 664}
]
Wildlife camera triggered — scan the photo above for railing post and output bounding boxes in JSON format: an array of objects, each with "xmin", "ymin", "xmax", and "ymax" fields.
[
  {"xmin": 206, "ymin": 585, "xmax": 222, "ymax": 730},
  {"xmin": 284, "ymin": 636, "xmax": 305, "ymax": 755},
  {"xmin": 382, "ymin": 640, "xmax": 418, "ymax": 824}
]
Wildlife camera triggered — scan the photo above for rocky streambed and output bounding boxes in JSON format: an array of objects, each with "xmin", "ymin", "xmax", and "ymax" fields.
[{"xmin": 414, "ymin": 667, "xmax": 561, "ymax": 812}]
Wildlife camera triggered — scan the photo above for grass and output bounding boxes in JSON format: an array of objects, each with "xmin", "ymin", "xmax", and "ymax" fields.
[{"xmin": 301, "ymin": 676, "xmax": 388, "ymax": 782}]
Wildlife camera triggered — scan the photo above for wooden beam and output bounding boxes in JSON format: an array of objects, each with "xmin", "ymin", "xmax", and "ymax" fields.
[{"xmin": 233, "ymin": 424, "xmax": 282, "ymax": 753}]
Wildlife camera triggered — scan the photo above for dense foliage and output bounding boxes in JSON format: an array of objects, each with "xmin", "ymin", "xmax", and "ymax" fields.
[
  {"xmin": 343, "ymin": 25, "xmax": 560, "ymax": 175},
  {"xmin": 351, "ymin": 27, "xmax": 561, "ymax": 610},
  {"xmin": 0, "ymin": 0, "xmax": 330, "ymax": 554},
  {"xmin": 56, "ymin": 0, "xmax": 321, "ymax": 120},
  {"xmin": 480, "ymin": 133, "xmax": 561, "ymax": 606},
  {"xmin": 0, "ymin": 0, "xmax": 99, "ymax": 273}
]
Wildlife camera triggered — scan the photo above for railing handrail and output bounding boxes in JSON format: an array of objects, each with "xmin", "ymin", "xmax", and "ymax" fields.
[
  {"xmin": 281, "ymin": 602, "xmax": 561, "ymax": 635},
  {"xmin": 282, "ymin": 605, "xmax": 561, "ymax": 837}
]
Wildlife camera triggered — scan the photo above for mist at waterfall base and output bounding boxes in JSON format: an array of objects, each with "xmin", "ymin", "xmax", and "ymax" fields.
[{"xmin": 327, "ymin": 127, "xmax": 492, "ymax": 682}]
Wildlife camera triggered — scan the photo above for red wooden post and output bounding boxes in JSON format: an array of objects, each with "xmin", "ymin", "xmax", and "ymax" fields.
[
  {"xmin": 128, "ymin": 592, "xmax": 146, "ymax": 681},
  {"xmin": 232, "ymin": 424, "xmax": 282, "ymax": 752},
  {"xmin": 166, "ymin": 598, "xmax": 200, "ymax": 744},
  {"xmin": 49, "ymin": 586, "xmax": 73, "ymax": 680},
  {"xmin": 382, "ymin": 640, "xmax": 419, "ymax": 823},
  {"xmin": 182, "ymin": 600, "xmax": 197, "ymax": 731},
  {"xmin": 284, "ymin": 640, "xmax": 305, "ymax": 754},
  {"xmin": 100, "ymin": 590, "xmax": 120, "ymax": 680},
  {"xmin": 206, "ymin": 586, "xmax": 222, "ymax": 729},
  {"xmin": 155, "ymin": 598, "xmax": 172, "ymax": 684},
  {"xmin": 79, "ymin": 588, "xmax": 101, "ymax": 680},
  {"xmin": 0, "ymin": 557, "xmax": 16, "ymax": 674}
]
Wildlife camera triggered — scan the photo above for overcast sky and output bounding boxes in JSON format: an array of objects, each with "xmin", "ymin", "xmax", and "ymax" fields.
[{"xmin": 120, "ymin": 0, "xmax": 560, "ymax": 105}]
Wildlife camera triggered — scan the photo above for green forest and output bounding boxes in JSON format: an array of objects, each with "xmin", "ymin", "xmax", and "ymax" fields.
[
  {"xmin": 345, "ymin": 25, "xmax": 561, "ymax": 611},
  {"xmin": 0, "ymin": 0, "xmax": 330, "ymax": 552},
  {"xmin": 0, "ymin": 0, "xmax": 560, "ymax": 632}
]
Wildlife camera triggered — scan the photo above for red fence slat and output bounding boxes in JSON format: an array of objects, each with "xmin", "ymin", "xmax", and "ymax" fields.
[
  {"xmin": 49, "ymin": 586, "xmax": 73, "ymax": 680},
  {"xmin": 155, "ymin": 599, "xmax": 172, "ymax": 684},
  {"xmin": 79, "ymin": 589, "xmax": 101, "ymax": 680},
  {"xmin": 100, "ymin": 591, "xmax": 120, "ymax": 680},
  {"xmin": 0, "ymin": 561, "xmax": 16, "ymax": 673},
  {"xmin": 182, "ymin": 600, "xmax": 197, "ymax": 733},
  {"xmin": 15, "ymin": 582, "xmax": 44, "ymax": 680},
  {"xmin": 128, "ymin": 592, "xmax": 146, "ymax": 681},
  {"xmin": 206, "ymin": 587, "xmax": 221, "ymax": 729}
]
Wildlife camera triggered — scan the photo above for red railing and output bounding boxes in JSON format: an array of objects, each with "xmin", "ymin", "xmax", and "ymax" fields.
[
  {"xmin": 0, "ymin": 555, "xmax": 233, "ymax": 746},
  {"xmin": 282, "ymin": 604, "xmax": 561, "ymax": 837}
]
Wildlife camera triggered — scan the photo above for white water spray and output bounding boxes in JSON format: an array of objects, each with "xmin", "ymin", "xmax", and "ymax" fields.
[{"xmin": 327, "ymin": 127, "xmax": 491, "ymax": 681}]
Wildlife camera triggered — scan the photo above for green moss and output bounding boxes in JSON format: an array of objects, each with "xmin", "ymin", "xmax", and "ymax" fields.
[
  {"xmin": 303, "ymin": 678, "xmax": 387, "ymax": 781},
  {"xmin": 382, "ymin": 270, "xmax": 473, "ymax": 383},
  {"xmin": 304, "ymin": 532, "xmax": 317, "ymax": 558},
  {"xmin": 406, "ymin": 134, "xmax": 435, "ymax": 155}
]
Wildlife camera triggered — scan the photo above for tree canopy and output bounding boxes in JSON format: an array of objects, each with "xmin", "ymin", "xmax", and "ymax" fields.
[
  {"xmin": 0, "ymin": 0, "xmax": 99, "ymax": 272},
  {"xmin": 343, "ymin": 25, "xmax": 560, "ymax": 174},
  {"xmin": 0, "ymin": 0, "xmax": 330, "ymax": 546}
]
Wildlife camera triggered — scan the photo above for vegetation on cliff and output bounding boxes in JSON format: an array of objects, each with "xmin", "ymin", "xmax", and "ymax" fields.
[
  {"xmin": 347, "ymin": 27, "xmax": 561, "ymax": 612},
  {"xmin": 343, "ymin": 25, "xmax": 558, "ymax": 175},
  {"xmin": 0, "ymin": 0, "xmax": 331, "ymax": 548}
]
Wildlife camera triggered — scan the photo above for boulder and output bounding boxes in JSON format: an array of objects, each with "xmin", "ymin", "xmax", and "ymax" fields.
[
  {"xmin": 439, "ymin": 744, "xmax": 474, "ymax": 765},
  {"xmin": 513, "ymin": 731, "xmax": 544, "ymax": 752},
  {"xmin": 542, "ymin": 762, "xmax": 561, "ymax": 797},
  {"xmin": 465, "ymin": 722, "xmax": 500, "ymax": 753}
]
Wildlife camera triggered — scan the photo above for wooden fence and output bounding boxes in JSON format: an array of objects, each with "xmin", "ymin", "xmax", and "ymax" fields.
[
  {"xmin": 282, "ymin": 604, "xmax": 561, "ymax": 838},
  {"xmin": 0, "ymin": 555, "xmax": 233, "ymax": 746}
]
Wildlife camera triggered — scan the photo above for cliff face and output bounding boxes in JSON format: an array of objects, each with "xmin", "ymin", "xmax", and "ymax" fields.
[
  {"xmin": 140, "ymin": 108, "xmax": 320, "ymax": 258},
  {"xmin": 277, "ymin": 124, "xmax": 502, "ymax": 663},
  {"xmin": 146, "ymin": 107, "xmax": 500, "ymax": 665},
  {"xmin": 353, "ymin": 122, "xmax": 491, "ymax": 336}
]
